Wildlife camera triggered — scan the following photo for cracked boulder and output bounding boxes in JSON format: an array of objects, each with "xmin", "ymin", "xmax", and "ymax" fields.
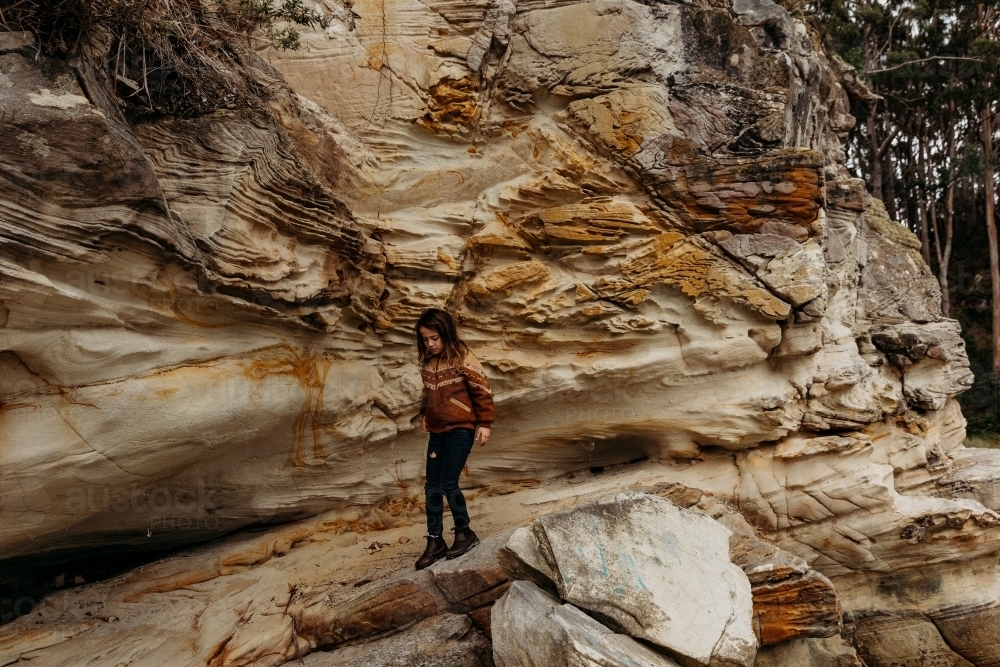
[
  {"xmin": 499, "ymin": 493, "xmax": 757, "ymax": 667},
  {"xmin": 655, "ymin": 483, "xmax": 843, "ymax": 647}
]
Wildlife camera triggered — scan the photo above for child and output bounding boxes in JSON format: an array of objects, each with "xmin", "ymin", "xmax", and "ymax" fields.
[{"xmin": 414, "ymin": 308, "xmax": 495, "ymax": 569}]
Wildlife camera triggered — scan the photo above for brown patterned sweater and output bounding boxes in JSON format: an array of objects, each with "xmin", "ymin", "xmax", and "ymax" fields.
[{"xmin": 419, "ymin": 351, "xmax": 495, "ymax": 433}]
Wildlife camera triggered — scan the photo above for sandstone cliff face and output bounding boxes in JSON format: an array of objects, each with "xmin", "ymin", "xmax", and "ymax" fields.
[{"xmin": 1, "ymin": 0, "xmax": 999, "ymax": 664}]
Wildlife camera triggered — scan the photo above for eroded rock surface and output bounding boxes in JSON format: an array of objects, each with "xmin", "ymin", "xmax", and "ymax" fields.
[
  {"xmin": 302, "ymin": 613, "xmax": 494, "ymax": 667},
  {"xmin": 2, "ymin": 0, "xmax": 1000, "ymax": 662},
  {"xmin": 753, "ymin": 636, "xmax": 862, "ymax": 667}
]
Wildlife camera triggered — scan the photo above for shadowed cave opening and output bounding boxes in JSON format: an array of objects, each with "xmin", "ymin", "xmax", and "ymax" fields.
[
  {"xmin": 0, "ymin": 439, "xmax": 664, "ymax": 627},
  {"xmin": 0, "ymin": 544, "xmax": 179, "ymax": 625},
  {"xmin": 0, "ymin": 520, "xmax": 299, "ymax": 626}
]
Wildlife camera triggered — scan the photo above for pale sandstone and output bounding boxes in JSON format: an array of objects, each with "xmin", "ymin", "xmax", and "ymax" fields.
[
  {"xmin": 649, "ymin": 484, "xmax": 842, "ymax": 647},
  {"xmin": 1, "ymin": 0, "xmax": 1000, "ymax": 662}
]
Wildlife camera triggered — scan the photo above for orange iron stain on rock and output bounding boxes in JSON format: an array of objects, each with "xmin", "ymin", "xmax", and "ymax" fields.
[
  {"xmin": 418, "ymin": 77, "xmax": 479, "ymax": 135},
  {"xmin": 245, "ymin": 348, "xmax": 334, "ymax": 466}
]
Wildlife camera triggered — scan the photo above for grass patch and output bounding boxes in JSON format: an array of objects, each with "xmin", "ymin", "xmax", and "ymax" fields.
[{"xmin": 964, "ymin": 433, "xmax": 1000, "ymax": 449}]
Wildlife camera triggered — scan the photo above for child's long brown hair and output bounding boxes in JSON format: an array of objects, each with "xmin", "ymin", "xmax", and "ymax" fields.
[{"xmin": 415, "ymin": 309, "xmax": 469, "ymax": 365}]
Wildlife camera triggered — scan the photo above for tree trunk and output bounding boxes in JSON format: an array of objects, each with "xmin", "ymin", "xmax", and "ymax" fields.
[
  {"xmin": 917, "ymin": 129, "xmax": 933, "ymax": 266},
  {"xmin": 983, "ymin": 105, "xmax": 1000, "ymax": 380},
  {"xmin": 862, "ymin": 25, "xmax": 882, "ymax": 202},
  {"xmin": 940, "ymin": 107, "xmax": 956, "ymax": 318},
  {"xmin": 886, "ymin": 148, "xmax": 898, "ymax": 221},
  {"xmin": 877, "ymin": 112, "xmax": 899, "ymax": 218},
  {"xmin": 925, "ymin": 133, "xmax": 941, "ymax": 269},
  {"xmin": 902, "ymin": 137, "xmax": 919, "ymax": 234},
  {"xmin": 867, "ymin": 104, "xmax": 882, "ymax": 201}
]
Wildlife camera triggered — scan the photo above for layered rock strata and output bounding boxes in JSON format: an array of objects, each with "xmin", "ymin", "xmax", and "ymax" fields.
[
  {"xmin": 1, "ymin": 0, "xmax": 999, "ymax": 663},
  {"xmin": 0, "ymin": 478, "xmax": 847, "ymax": 666}
]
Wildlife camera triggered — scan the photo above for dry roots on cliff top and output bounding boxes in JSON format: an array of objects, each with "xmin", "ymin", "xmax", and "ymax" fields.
[{"xmin": 0, "ymin": 0, "xmax": 329, "ymax": 116}]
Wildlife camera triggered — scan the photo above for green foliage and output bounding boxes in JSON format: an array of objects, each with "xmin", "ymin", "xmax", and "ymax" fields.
[
  {"xmin": 0, "ymin": 0, "xmax": 330, "ymax": 116},
  {"xmin": 776, "ymin": 0, "xmax": 810, "ymax": 20},
  {"xmin": 220, "ymin": 0, "xmax": 330, "ymax": 51},
  {"xmin": 955, "ymin": 310, "xmax": 1000, "ymax": 435}
]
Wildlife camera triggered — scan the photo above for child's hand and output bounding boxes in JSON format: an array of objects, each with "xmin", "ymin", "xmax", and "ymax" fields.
[
  {"xmin": 421, "ymin": 416, "xmax": 429, "ymax": 432},
  {"xmin": 475, "ymin": 426, "xmax": 491, "ymax": 446}
]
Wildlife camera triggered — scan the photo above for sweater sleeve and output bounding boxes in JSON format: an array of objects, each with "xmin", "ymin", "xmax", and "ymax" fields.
[{"xmin": 460, "ymin": 352, "xmax": 495, "ymax": 426}]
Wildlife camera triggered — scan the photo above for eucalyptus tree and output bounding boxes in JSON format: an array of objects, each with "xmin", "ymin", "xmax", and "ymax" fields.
[
  {"xmin": 965, "ymin": 2, "xmax": 1000, "ymax": 379},
  {"xmin": 813, "ymin": 0, "xmax": 1000, "ymax": 348}
]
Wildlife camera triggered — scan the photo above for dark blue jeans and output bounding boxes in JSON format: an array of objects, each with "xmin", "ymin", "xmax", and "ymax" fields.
[{"xmin": 425, "ymin": 428, "xmax": 475, "ymax": 536}]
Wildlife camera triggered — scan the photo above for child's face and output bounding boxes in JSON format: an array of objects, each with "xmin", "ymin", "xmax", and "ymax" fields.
[{"xmin": 419, "ymin": 327, "xmax": 444, "ymax": 356}]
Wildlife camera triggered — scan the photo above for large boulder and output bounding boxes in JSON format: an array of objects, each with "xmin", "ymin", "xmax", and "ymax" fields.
[{"xmin": 500, "ymin": 493, "xmax": 757, "ymax": 667}]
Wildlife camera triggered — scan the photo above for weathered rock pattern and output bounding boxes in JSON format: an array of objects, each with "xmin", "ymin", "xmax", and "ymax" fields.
[
  {"xmin": 301, "ymin": 613, "xmax": 494, "ymax": 667},
  {"xmin": 0, "ymin": 442, "xmax": 985, "ymax": 666},
  {"xmin": 2, "ymin": 0, "xmax": 1000, "ymax": 662},
  {"xmin": 492, "ymin": 580, "xmax": 681, "ymax": 667},
  {"xmin": 429, "ymin": 530, "xmax": 514, "ymax": 636},
  {"xmin": 753, "ymin": 637, "xmax": 862, "ymax": 667},
  {"xmin": 0, "ymin": 469, "xmax": 752, "ymax": 666}
]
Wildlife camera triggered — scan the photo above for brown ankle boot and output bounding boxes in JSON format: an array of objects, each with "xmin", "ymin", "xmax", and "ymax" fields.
[
  {"xmin": 415, "ymin": 535, "xmax": 448, "ymax": 569},
  {"xmin": 446, "ymin": 527, "xmax": 479, "ymax": 559}
]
